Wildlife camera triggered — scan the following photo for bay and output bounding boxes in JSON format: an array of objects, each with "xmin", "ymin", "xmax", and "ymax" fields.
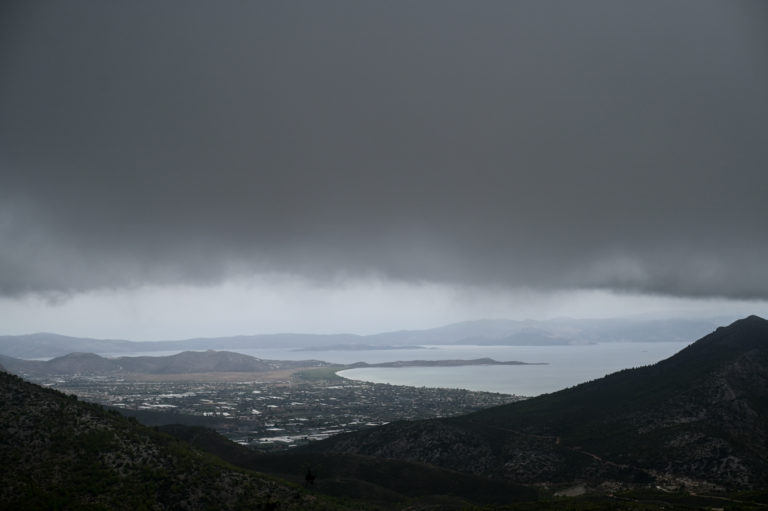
[{"xmin": 336, "ymin": 342, "xmax": 691, "ymax": 396}]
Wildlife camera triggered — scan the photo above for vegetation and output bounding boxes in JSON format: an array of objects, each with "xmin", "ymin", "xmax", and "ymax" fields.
[
  {"xmin": 0, "ymin": 370, "xmax": 358, "ymax": 510},
  {"xmin": 161, "ymin": 423, "xmax": 537, "ymax": 508},
  {"xmin": 294, "ymin": 366, "xmax": 347, "ymax": 381}
]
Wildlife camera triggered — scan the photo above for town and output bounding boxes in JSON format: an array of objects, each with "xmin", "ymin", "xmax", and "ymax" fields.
[{"xmin": 35, "ymin": 368, "xmax": 524, "ymax": 450}]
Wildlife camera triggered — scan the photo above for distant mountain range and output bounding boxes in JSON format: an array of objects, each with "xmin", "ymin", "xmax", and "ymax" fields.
[
  {"xmin": 0, "ymin": 316, "xmax": 726, "ymax": 359},
  {"xmin": 302, "ymin": 315, "xmax": 768, "ymax": 490}
]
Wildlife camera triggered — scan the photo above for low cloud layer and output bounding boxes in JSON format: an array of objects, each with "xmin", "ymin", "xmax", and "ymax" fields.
[{"xmin": 1, "ymin": 1, "xmax": 767, "ymax": 299}]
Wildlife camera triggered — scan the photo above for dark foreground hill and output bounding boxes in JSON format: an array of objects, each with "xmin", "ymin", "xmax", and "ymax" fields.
[
  {"xmin": 159, "ymin": 423, "xmax": 537, "ymax": 508},
  {"xmin": 0, "ymin": 370, "xmax": 352, "ymax": 510},
  {"xmin": 305, "ymin": 315, "xmax": 768, "ymax": 490}
]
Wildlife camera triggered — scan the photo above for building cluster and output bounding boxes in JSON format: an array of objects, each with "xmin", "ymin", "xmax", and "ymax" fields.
[{"xmin": 39, "ymin": 373, "xmax": 524, "ymax": 449}]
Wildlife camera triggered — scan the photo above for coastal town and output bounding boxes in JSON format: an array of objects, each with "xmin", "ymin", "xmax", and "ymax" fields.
[{"xmin": 34, "ymin": 368, "xmax": 524, "ymax": 449}]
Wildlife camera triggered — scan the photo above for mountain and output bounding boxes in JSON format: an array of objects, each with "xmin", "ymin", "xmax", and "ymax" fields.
[
  {"xmin": 304, "ymin": 316, "xmax": 768, "ymax": 490},
  {"xmin": 0, "ymin": 369, "xmax": 352, "ymax": 510},
  {"xmin": 367, "ymin": 317, "xmax": 723, "ymax": 345},
  {"xmin": 0, "ymin": 316, "xmax": 723, "ymax": 359},
  {"xmin": 0, "ymin": 332, "xmax": 142, "ymax": 359},
  {"xmin": 0, "ymin": 350, "xmax": 329, "ymax": 377},
  {"xmin": 115, "ymin": 350, "xmax": 328, "ymax": 374}
]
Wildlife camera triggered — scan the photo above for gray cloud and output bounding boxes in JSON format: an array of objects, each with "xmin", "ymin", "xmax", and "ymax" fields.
[{"xmin": 1, "ymin": 1, "xmax": 767, "ymax": 298}]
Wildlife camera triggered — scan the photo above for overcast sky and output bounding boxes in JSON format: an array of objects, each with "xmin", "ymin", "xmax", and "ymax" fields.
[{"xmin": 1, "ymin": 1, "xmax": 766, "ymax": 339}]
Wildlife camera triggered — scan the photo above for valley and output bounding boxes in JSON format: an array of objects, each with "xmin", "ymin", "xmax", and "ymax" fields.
[{"xmin": 2, "ymin": 316, "xmax": 768, "ymax": 509}]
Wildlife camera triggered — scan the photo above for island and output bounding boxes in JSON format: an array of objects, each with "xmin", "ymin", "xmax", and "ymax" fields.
[{"xmin": 345, "ymin": 357, "xmax": 546, "ymax": 368}]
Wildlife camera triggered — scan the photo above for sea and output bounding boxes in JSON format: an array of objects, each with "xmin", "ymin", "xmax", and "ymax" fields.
[
  {"xmin": 335, "ymin": 342, "xmax": 691, "ymax": 396},
  {"xmin": 104, "ymin": 341, "xmax": 691, "ymax": 397}
]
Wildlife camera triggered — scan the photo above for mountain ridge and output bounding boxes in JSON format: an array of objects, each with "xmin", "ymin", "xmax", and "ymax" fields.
[{"xmin": 0, "ymin": 316, "xmax": 725, "ymax": 358}]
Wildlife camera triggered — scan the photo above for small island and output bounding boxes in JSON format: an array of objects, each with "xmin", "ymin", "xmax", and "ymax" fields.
[{"xmin": 345, "ymin": 357, "xmax": 546, "ymax": 368}]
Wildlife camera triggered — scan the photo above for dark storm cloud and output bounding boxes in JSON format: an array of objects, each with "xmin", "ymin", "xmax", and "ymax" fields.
[{"xmin": 1, "ymin": 1, "xmax": 767, "ymax": 298}]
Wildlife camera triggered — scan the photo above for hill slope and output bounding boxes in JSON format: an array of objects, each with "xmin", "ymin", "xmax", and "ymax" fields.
[
  {"xmin": 159, "ymin": 423, "xmax": 537, "ymax": 508},
  {"xmin": 306, "ymin": 315, "xmax": 768, "ymax": 489},
  {"xmin": 0, "ymin": 370, "xmax": 351, "ymax": 510},
  {"xmin": 0, "ymin": 350, "xmax": 328, "ymax": 376}
]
